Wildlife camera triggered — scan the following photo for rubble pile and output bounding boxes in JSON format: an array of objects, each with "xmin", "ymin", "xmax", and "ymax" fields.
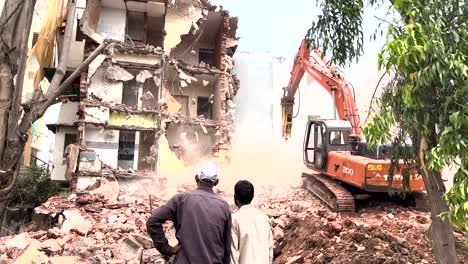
[
  {"xmin": 1, "ymin": 180, "xmax": 467, "ymax": 264},
  {"xmin": 0, "ymin": 186, "xmax": 175, "ymax": 264},
  {"xmin": 272, "ymin": 205, "xmax": 468, "ymax": 264}
]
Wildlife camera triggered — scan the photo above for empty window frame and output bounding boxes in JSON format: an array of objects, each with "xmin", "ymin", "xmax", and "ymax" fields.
[
  {"xmin": 31, "ymin": 32, "xmax": 39, "ymax": 47},
  {"xmin": 117, "ymin": 131, "xmax": 136, "ymax": 169},
  {"xmin": 62, "ymin": 133, "xmax": 77, "ymax": 164},
  {"xmin": 199, "ymin": 49, "xmax": 216, "ymax": 66},
  {"xmin": 122, "ymin": 78, "xmax": 139, "ymax": 108},
  {"xmin": 197, "ymin": 96, "xmax": 212, "ymax": 119},
  {"xmin": 126, "ymin": 11, "xmax": 146, "ymax": 45},
  {"xmin": 75, "ymin": 19, "xmax": 86, "ymax": 41}
]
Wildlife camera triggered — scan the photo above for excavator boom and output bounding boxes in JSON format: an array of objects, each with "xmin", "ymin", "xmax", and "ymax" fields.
[
  {"xmin": 281, "ymin": 39, "xmax": 361, "ymax": 139},
  {"xmin": 281, "ymin": 34, "xmax": 426, "ymax": 213}
]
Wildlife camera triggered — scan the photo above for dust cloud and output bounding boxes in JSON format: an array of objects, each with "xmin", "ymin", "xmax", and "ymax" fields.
[{"xmin": 157, "ymin": 129, "xmax": 308, "ymax": 199}]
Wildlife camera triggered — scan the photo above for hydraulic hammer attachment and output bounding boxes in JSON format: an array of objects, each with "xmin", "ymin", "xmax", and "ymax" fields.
[{"xmin": 281, "ymin": 95, "xmax": 294, "ymax": 139}]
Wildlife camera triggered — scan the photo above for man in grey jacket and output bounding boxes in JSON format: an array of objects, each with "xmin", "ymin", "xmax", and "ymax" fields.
[{"xmin": 147, "ymin": 162, "xmax": 232, "ymax": 264}]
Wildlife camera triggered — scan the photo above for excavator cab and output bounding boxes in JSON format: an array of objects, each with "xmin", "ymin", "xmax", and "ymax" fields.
[{"xmin": 303, "ymin": 119, "xmax": 352, "ymax": 170}]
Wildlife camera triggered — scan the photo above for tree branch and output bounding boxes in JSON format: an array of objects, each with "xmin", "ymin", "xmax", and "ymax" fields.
[
  {"xmin": 19, "ymin": 40, "xmax": 110, "ymax": 136},
  {"xmin": 5, "ymin": 0, "xmax": 36, "ymax": 144},
  {"xmin": 0, "ymin": 1, "xmax": 24, "ymax": 34}
]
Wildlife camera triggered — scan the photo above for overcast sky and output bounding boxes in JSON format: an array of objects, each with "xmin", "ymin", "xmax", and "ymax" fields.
[{"xmin": 213, "ymin": 0, "xmax": 391, "ymax": 118}]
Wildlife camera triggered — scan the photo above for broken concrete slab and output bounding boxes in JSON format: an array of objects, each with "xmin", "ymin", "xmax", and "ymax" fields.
[
  {"xmin": 119, "ymin": 236, "xmax": 143, "ymax": 263},
  {"xmin": 38, "ymin": 239, "xmax": 62, "ymax": 256},
  {"xmin": 164, "ymin": 2, "xmax": 203, "ymax": 54},
  {"xmin": 91, "ymin": 178, "xmax": 120, "ymax": 203},
  {"xmin": 48, "ymin": 256, "xmax": 82, "ymax": 264},
  {"xmin": 34, "ymin": 196, "xmax": 74, "ymax": 216},
  {"xmin": 61, "ymin": 209, "xmax": 93, "ymax": 236},
  {"xmin": 162, "ymin": 87, "xmax": 182, "ymax": 113},
  {"xmin": 5, "ymin": 233, "xmax": 31, "ymax": 252},
  {"xmin": 13, "ymin": 240, "xmax": 47, "ymax": 264},
  {"xmin": 105, "ymin": 65, "xmax": 134, "ymax": 81},
  {"xmin": 136, "ymin": 70, "xmax": 153, "ymax": 83},
  {"xmin": 87, "ymin": 54, "xmax": 107, "ymax": 81}
]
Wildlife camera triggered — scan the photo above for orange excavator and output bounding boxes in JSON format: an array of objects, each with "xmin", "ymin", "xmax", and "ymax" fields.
[{"xmin": 281, "ymin": 32, "xmax": 426, "ymax": 212}]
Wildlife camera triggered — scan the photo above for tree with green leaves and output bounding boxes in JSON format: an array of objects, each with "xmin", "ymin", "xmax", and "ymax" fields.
[{"xmin": 308, "ymin": 0, "xmax": 467, "ymax": 263}]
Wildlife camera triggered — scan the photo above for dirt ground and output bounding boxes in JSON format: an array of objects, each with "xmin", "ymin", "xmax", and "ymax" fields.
[{"xmin": 272, "ymin": 201, "xmax": 468, "ymax": 264}]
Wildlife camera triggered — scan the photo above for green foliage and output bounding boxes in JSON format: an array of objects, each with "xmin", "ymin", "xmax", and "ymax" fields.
[
  {"xmin": 313, "ymin": 0, "xmax": 468, "ymax": 231},
  {"xmin": 307, "ymin": 0, "xmax": 365, "ymax": 66},
  {"xmin": 11, "ymin": 166, "xmax": 67, "ymax": 208},
  {"xmin": 366, "ymin": 0, "xmax": 468, "ymax": 230}
]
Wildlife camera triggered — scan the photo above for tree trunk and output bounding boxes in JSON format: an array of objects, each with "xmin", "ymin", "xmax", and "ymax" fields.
[
  {"xmin": 0, "ymin": 0, "xmax": 109, "ymax": 219},
  {"xmin": 419, "ymin": 135, "xmax": 457, "ymax": 264},
  {"xmin": 0, "ymin": 63, "xmax": 13, "ymax": 159}
]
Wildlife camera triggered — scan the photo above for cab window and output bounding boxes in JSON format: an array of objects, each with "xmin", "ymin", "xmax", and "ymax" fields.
[{"xmin": 329, "ymin": 130, "xmax": 349, "ymax": 145}]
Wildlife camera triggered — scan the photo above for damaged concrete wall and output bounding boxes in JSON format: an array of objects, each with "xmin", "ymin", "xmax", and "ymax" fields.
[
  {"xmin": 112, "ymin": 52, "xmax": 162, "ymax": 67},
  {"xmin": 83, "ymin": 106, "xmax": 109, "ymax": 124},
  {"xmin": 96, "ymin": 8, "xmax": 126, "ymax": 42},
  {"xmin": 48, "ymin": 0, "xmax": 240, "ymax": 187},
  {"xmin": 164, "ymin": 3, "xmax": 203, "ymax": 54},
  {"xmin": 166, "ymin": 123, "xmax": 218, "ymax": 163},
  {"xmin": 68, "ymin": 7, "xmax": 85, "ymax": 69},
  {"xmin": 57, "ymin": 102, "xmax": 79, "ymax": 125},
  {"xmin": 51, "ymin": 127, "xmax": 78, "ymax": 181},
  {"xmin": 84, "ymin": 128, "xmax": 120, "ymax": 169},
  {"xmin": 88, "ymin": 65, "xmax": 123, "ymax": 104},
  {"xmin": 168, "ymin": 81, "xmax": 216, "ymax": 118}
]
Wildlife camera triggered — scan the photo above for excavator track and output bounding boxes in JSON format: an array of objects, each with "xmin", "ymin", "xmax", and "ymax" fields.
[
  {"xmin": 301, "ymin": 173, "xmax": 355, "ymax": 212},
  {"xmin": 413, "ymin": 192, "xmax": 430, "ymax": 212}
]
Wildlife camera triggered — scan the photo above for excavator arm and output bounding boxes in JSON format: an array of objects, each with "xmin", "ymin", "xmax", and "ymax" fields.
[{"xmin": 281, "ymin": 39, "xmax": 362, "ymax": 139}]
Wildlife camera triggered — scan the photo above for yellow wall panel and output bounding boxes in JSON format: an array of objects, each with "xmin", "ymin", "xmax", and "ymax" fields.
[{"xmin": 108, "ymin": 111, "xmax": 159, "ymax": 129}]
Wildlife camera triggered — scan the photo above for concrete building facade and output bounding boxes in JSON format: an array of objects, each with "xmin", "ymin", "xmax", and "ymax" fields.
[{"xmin": 47, "ymin": 0, "xmax": 239, "ymax": 190}]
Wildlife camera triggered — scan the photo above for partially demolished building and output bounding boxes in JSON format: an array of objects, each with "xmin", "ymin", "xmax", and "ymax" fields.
[{"xmin": 48, "ymin": 0, "xmax": 239, "ymax": 189}]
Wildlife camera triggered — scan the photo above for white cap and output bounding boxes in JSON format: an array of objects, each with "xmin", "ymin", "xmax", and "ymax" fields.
[{"xmin": 198, "ymin": 161, "xmax": 218, "ymax": 183}]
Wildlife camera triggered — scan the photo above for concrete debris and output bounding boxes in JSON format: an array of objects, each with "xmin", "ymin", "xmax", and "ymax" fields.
[
  {"xmin": 119, "ymin": 236, "xmax": 143, "ymax": 262},
  {"xmin": 34, "ymin": 196, "xmax": 74, "ymax": 216},
  {"xmin": 202, "ymin": 80, "xmax": 210, "ymax": 87},
  {"xmin": 48, "ymin": 256, "xmax": 82, "ymax": 264},
  {"xmin": 226, "ymin": 38, "xmax": 239, "ymax": 48},
  {"xmin": 200, "ymin": 123, "xmax": 207, "ymax": 134},
  {"xmin": 136, "ymin": 70, "xmax": 154, "ymax": 83},
  {"xmin": 142, "ymin": 91, "xmax": 155, "ymax": 101},
  {"xmin": 178, "ymin": 70, "xmax": 198, "ymax": 84},
  {"xmin": 285, "ymin": 255, "xmax": 304, "ymax": 264},
  {"xmin": 192, "ymin": 21, "xmax": 199, "ymax": 32},
  {"xmin": 90, "ymin": 178, "xmax": 120, "ymax": 203},
  {"xmin": 153, "ymin": 76, "xmax": 161, "ymax": 87},
  {"xmin": 2, "ymin": 181, "xmax": 467, "ymax": 263},
  {"xmin": 105, "ymin": 65, "xmax": 134, "ymax": 81},
  {"xmin": 180, "ymin": 80, "xmax": 188, "ymax": 88},
  {"xmin": 0, "ymin": 182, "xmax": 171, "ymax": 263},
  {"xmin": 272, "ymin": 197, "xmax": 468, "ymax": 263},
  {"xmin": 87, "ymin": 54, "xmax": 106, "ymax": 81},
  {"xmin": 38, "ymin": 239, "xmax": 62, "ymax": 255},
  {"xmin": 13, "ymin": 240, "xmax": 48, "ymax": 264},
  {"xmin": 61, "ymin": 209, "xmax": 93, "ymax": 236},
  {"xmin": 162, "ymin": 87, "xmax": 182, "ymax": 113}
]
